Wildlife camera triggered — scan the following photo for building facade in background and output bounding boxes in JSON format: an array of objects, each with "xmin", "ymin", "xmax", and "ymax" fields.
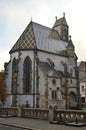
[
  {"xmin": 4, "ymin": 14, "xmax": 80, "ymax": 109},
  {"xmin": 79, "ymin": 61, "xmax": 86, "ymax": 104},
  {"xmin": 0, "ymin": 70, "xmax": 7, "ymax": 104}
]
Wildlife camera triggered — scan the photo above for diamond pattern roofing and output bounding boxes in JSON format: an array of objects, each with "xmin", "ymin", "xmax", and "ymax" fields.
[{"xmin": 10, "ymin": 21, "xmax": 68, "ymax": 54}]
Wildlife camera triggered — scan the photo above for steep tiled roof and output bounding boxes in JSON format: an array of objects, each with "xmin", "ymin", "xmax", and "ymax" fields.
[
  {"xmin": 32, "ymin": 22, "xmax": 68, "ymax": 53},
  {"xmin": 10, "ymin": 22, "xmax": 36, "ymax": 53},
  {"xmin": 10, "ymin": 21, "xmax": 68, "ymax": 54}
]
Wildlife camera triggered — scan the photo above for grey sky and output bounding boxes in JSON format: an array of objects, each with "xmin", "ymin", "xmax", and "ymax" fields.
[{"xmin": 0, "ymin": 0, "xmax": 86, "ymax": 70}]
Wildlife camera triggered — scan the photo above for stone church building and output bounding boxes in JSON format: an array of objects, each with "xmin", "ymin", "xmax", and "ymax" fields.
[{"xmin": 4, "ymin": 14, "xmax": 80, "ymax": 109}]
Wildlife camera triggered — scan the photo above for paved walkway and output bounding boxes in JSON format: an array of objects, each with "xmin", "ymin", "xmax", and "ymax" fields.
[
  {"xmin": 0, "ymin": 117, "xmax": 86, "ymax": 130},
  {"xmin": 0, "ymin": 124, "xmax": 27, "ymax": 130}
]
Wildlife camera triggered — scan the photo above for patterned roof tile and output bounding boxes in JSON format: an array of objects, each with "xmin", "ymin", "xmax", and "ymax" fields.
[{"xmin": 10, "ymin": 20, "xmax": 68, "ymax": 54}]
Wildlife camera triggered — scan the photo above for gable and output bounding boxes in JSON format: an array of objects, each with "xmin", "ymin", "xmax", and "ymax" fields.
[
  {"xmin": 53, "ymin": 17, "xmax": 68, "ymax": 28},
  {"xmin": 10, "ymin": 22, "xmax": 36, "ymax": 53},
  {"xmin": 10, "ymin": 21, "xmax": 69, "ymax": 55}
]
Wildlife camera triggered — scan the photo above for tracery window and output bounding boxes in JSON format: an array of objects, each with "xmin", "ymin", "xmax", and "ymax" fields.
[
  {"xmin": 52, "ymin": 90, "xmax": 57, "ymax": 99},
  {"xmin": 52, "ymin": 79, "xmax": 56, "ymax": 86},
  {"xmin": 12, "ymin": 58, "xmax": 18, "ymax": 107},
  {"xmin": 70, "ymin": 69, "xmax": 73, "ymax": 76},
  {"xmin": 62, "ymin": 28, "xmax": 68, "ymax": 40},
  {"xmin": 23, "ymin": 56, "xmax": 32, "ymax": 94},
  {"xmin": 81, "ymin": 86, "xmax": 85, "ymax": 92},
  {"xmin": 12, "ymin": 58, "xmax": 18, "ymax": 73},
  {"xmin": 12, "ymin": 58, "xmax": 18, "ymax": 94}
]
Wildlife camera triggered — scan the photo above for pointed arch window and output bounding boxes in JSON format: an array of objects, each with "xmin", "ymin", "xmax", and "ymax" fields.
[
  {"xmin": 12, "ymin": 58, "xmax": 18, "ymax": 94},
  {"xmin": 62, "ymin": 28, "xmax": 68, "ymax": 40},
  {"xmin": 70, "ymin": 69, "xmax": 73, "ymax": 76},
  {"xmin": 12, "ymin": 58, "xmax": 18, "ymax": 73},
  {"xmin": 23, "ymin": 56, "xmax": 32, "ymax": 94},
  {"xmin": 11, "ymin": 58, "xmax": 18, "ymax": 107},
  {"xmin": 52, "ymin": 90, "xmax": 57, "ymax": 99}
]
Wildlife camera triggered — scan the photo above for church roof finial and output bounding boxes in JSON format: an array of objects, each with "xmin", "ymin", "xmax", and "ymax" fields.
[
  {"xmin": 55, "ymin": 16, "xmax": 57, "ymax": 20},
  {"xmin": 31, "ymin": 17, "xmax": 32, "ymax": 22},
  {"xmin": 63, "ymin": 12, "xmax": 65, "ymax": 17},
  {"xmin": 69, "ymin": 35, "xmax": 71, "ymax": 40}
]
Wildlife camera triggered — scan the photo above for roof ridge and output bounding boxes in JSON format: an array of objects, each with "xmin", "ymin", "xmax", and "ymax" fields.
[
  {"xmin": 10, "ymin": 22, "xmax": 36, "ymax": 53},
  {"xmin": 32, "ymin": 21, "xmax": 52, "ymax": 30}
]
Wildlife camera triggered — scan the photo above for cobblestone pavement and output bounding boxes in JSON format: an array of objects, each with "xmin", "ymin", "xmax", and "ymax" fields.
[{"xmin": 0, "ymin": 117, "xmax": 86, "ymax": 130}]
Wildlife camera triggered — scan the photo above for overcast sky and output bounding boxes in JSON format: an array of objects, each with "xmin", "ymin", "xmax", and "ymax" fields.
[{"xmin": 0, "ymin": 0, "xmax": 86, "ymax": 70}]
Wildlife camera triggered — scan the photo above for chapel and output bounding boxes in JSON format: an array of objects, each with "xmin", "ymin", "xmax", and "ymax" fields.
[{"xmin": 4, "ymin": 14, "xmax": 80, "ymax": 109}]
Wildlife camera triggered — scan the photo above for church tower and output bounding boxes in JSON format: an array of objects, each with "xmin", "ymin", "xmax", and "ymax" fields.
[{"xmin": 53, "ymin": 13, "xmax": 69, "ymax": 41}]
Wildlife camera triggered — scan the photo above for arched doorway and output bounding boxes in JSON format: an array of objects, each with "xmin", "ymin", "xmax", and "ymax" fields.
[{"xmin": 69, "ymin": 91, "xmax": 77, "ymax": 109}]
